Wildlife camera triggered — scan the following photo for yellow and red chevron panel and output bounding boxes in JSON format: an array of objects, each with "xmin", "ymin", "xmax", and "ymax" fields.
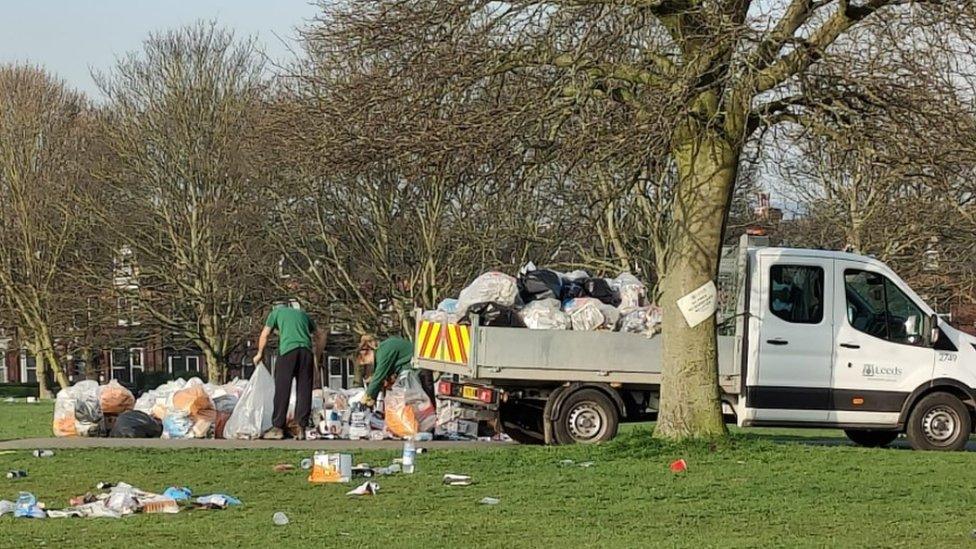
[{"xmin": 416, "ymin": 320, "xmax": 470, "ymax": 364}]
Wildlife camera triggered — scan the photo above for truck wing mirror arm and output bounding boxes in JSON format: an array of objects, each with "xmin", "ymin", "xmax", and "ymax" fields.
[{"xmin": 929, "ymin": 313, "xmax": 940, "ymax": 345}]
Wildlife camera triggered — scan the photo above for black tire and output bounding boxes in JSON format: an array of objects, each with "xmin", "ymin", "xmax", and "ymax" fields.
[
  {"xmin": 552, "ymin": 388, "xmax": 619, "ymax": 445},
  {"xmin": 906, "ymin": 392, "xmax": 972, "ymax": 451},
  {"xmin": 499, "ymin": 400, "xmax": 545, "ymax": 445},
  {"xmin": 844, "ymin": 429, "xmax": 899, "ymax": 448}
]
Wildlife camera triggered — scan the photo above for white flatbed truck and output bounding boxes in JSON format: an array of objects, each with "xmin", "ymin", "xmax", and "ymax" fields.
[{"xmin": 414, "ymin": 235, "xmax": 976, "ymax": 450}]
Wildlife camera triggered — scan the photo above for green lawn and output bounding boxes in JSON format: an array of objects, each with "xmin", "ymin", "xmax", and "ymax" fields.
[
  {"xmin": 0, "ymin": 403, "xmax": 53, "ymax": 440},
  {"xmin": 3, "ymin": 403, "xmax": 976, "ymax": 547},
  {"xmin": 2, "ymin": 427, "xmax": 976, "ymax": 548}
]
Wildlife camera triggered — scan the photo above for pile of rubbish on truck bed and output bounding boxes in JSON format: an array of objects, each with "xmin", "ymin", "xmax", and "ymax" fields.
[
  {"xmin": 1, "ymin": 482, "xmax": 240, "ymax": 519},
  {"xmin": 51, "ymin": 370, "xmax": 499, "ymax": 442},
  {"xmin": 424, "ymin": 263, "xmax": 662, "ymax": 335}
]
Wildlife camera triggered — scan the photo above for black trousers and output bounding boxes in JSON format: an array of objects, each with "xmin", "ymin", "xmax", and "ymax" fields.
[
  {"xmin": 273, "ymin": 347, "xmax": 314, "ymax": 430},
  {"xmin": 418, "ymin": 368, "xmax": 436, "ymax": 408}
]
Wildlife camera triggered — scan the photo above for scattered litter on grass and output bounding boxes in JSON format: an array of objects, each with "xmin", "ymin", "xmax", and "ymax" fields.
[
  {"xmin": 443, "ymin": 474, "xmax": 473, "ymax": 486},
  {"xmin": 194, "ymin": 494, "xmax": 241, "ymax": 509},
  {"xmin": 273, "ymin": 511, "xmax": 289, "ymax": 525},
  {"xmin": 6, "ymin": 482, "xmax": 241, "ymax": 520},
  {"xmin": 96, "ymin": 482, "xmax": 116, "ymax": 490},
  {"xmin": 578, "ymin": 461, "xmax": 595, "ymax": 468},
  {"xmin": 6, "ymin": 470, "xmax": 27, "ymax": 479},
  {"xmin": 559, "ymin": 459, "xmax": 575, "ymax": 466},
  {"xmin": 32, "ymin": 449, "xmax": 54, "ymax": 458},
  {"xmin": 346, "ymin": 482, "xmax": 379, "ymax": 496},
  {"xmin": 669, "ymin": 459, "xmax": 688, "ymax": 473},
  {"xmin": 14, "ymin": 492, "xmax": 45, "ymax": 518},
  {"xmin": 162, "ymin": 486, "xmax": 192, "ymax": 501},
  {"xmin": 273, "ymin": 463, "xmax": 295, "ymax": 473},
  {"xmin": 479, "ymin": 497, "xmax": 500, "ymax": 505},
  {"xmin": 300, "ymin": 458, "xmax": 312, "ymax": 470},
  {"xmin": 736, "ymin": 460, "xmax": 746, "ymax": 465}
]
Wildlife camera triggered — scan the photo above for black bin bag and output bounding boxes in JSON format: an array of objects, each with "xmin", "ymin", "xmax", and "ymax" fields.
[
  {"xmin": 518, "ymin": 270, "xmax": 562, "ymax": 303},
  {"xmin": 110, "ymin": 410, "xmax": 163, "ymax": 438},
  {"xmin": 464, "ymin": 302, "xmax": 527, "ymax": 328},
  {"xmin": 582, "ymin": 278, "xmax": 620, "ymax": 306}
]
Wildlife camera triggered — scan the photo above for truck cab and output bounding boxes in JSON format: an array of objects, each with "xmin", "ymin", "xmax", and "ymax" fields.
[{"xmin": 739, "ymin": 246, "xmax": 976, "ymax": 450}]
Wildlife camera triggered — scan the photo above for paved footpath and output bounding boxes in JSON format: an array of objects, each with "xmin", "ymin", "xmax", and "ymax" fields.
[{"xmin": 0, "ymin": 437, "xmax": 513, "ymax": 451}]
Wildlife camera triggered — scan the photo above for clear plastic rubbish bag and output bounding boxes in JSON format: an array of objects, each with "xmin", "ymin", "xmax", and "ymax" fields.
[
  {"xmin": 520, "ymin": 298, "xmax": 570, "ymax": 330},
  {"xmin": 223, "ymin": 364, "xmax": 275, "ymax": 440},
  {"xmin": 385, "ymin": 370, "xmax": 436, "ymax": 438},
  {"xmin": 456, "ymin": 272, "xmax": 518, "ymax": 315},
  {"xmin": 563, "ymin": 298, "xmax": 606, "ymax": 331}
]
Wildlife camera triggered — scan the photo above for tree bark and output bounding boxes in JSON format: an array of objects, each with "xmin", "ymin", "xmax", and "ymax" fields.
[
  {"xmin": 32, "ymin": 338, "xmax": 51, "ymax": 400},
  {"xmin": 654, "ymin": 131, "xmax": 737, "ymax": 440}
]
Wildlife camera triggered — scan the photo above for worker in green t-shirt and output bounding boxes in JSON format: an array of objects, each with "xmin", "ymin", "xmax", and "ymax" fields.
[
  {"xmin": 356, "ymin": 336, "xmax": 435, "ymax": 408},
  {"xmin": 253, "ymin": 305, "xmax": 324, "ymax": 440}
]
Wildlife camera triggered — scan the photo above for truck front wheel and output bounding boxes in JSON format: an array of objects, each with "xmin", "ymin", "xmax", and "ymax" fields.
[
  {"xmin": 906, "ymin": 392, "xmax": 972, "ymax": 451},
  {"xmin": 553, "ymin": 389, "xmax": 619, "ymax": 445},
  {"xmin": 844, "ymin": 429, "xmax": 898, "ymax": 448}
]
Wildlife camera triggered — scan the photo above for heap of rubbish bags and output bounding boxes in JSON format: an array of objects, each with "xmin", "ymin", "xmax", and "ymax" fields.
[
  {"xmin": 425, "ymin": 263, "xmax": 662, "ymax": 336},
  {"xmin": 0, "ymin": 483, "xmax": 240, "ymax": 520},
  {"xmin": 52, "ymin": 368, "xmax": 488, "ymax": 442}
]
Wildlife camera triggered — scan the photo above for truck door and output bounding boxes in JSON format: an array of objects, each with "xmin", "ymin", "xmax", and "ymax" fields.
[
  {"xmin": 750, "ymin": 255, "xmax": 834, "ymax": 422},
  {"xmin": 830, "ymin": 262, "xmax": 935, "ymax": 425}
]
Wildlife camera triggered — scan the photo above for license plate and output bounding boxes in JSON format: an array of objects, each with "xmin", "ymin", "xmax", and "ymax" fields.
[{"xmin": 462, "ymin": 386, "xmax": 478, "ymax": 399}]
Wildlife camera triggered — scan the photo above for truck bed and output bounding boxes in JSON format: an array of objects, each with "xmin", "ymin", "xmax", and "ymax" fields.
[{"xmin": 413, "ymin": 317, "xmax": 739, "ymax": 390}]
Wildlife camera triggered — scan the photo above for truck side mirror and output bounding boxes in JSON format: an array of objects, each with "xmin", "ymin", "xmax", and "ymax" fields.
[{"xmin": 929, "ymin": 313, "xmax": 940, "ymax": 345}]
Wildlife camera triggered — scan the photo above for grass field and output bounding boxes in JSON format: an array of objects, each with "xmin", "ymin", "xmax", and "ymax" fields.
[
  {"xmin": 3, "ymin": 402, "xmax": 976, "ymax": 548},
  {"xmin": 0, "ymin": 403, "xmax": 52, "ymax": 440}
]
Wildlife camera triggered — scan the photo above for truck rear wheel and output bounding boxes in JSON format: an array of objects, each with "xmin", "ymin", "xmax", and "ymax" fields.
[
  {"xmin": 844, "ymin": 429, "xmax": 898, "ymax": 448},
  {"xmin": 553, "ymin": 389, "xmax": 619, "ymax": 445},
  {"xmin": 906, "ymin": 392, "xmax": 972, "ymax": 451}
]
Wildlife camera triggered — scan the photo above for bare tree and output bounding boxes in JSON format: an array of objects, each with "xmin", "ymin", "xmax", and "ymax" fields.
[
  {"xmin": 302, "ymin": 0, "xmax": 976, "ymax": 439},
  {"xmin": 0, "ymin": 64, "xmax": 91, "ymax": 396},
  {"xmin": 90, "ymin": 23, "xmax": 277, "ymax": 381}
]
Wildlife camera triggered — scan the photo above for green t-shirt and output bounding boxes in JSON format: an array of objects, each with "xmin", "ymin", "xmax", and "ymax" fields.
[
  {"xmin": 265, "ymin": 306, "xmax": 316, "ymax": 356},
  {"xmin": 365, "ymin": 337, "xmax": 414, "ymax": 399}
]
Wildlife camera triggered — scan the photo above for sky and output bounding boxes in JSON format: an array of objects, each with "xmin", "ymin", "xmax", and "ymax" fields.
[{"xmin": 0, "ymin": 0, "xmax": 319, "ymax": 97}]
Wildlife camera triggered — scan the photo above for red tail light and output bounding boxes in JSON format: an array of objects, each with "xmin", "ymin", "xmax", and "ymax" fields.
[
  {"xmin": 476, "ymin": 388, "xmax": 494, "ymax": 403},
  {"xmin": 437, "ymin": 380, "xmax": 453, "ymax": 396}
]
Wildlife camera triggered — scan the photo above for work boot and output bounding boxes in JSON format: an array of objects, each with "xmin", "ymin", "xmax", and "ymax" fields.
[
  {"xmin": 261, "ymin": 427, "xmax": 284, "ymax": 440},
  {"xmin": 287, "ymin": 424, "xmax": 305, "ymax": 440}
]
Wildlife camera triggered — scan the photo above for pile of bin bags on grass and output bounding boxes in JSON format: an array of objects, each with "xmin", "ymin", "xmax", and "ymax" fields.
[
  {"xmin": 53, "ymin": 368, "xmax": 480, "ymax": 441},
  {"xmin": 427, "ymin": 263, "xmax": 662, "ymax": 335},
  {"xmin": 0, "ymin": 484, "xmax": 240, "ymax": 519}
]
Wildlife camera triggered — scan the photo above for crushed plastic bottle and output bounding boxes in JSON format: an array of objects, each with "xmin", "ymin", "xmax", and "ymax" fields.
[
  {"xmin": 402, "ymin": 438, "xmax": 416, "ymax": 474},
  {"xmin": 5, "ymin": 470, "xmax": 27, "ymax": 479},
  {"xmin": 273, "ymin": 511, "xmax": 289, "ymax": 526},
  {"xmin": 32, "ymin": 449, "xmax": 54, "ymax": 458}
]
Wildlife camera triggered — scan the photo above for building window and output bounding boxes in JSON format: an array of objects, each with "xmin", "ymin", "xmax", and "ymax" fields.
[
  {"xmin": 20, "ymin": 351, "xmax": 37, "ymax": 383},
  {"xmin": 326, "ymin": 356, "xmax": 351, "ymax": 390},
  {"xmin": 169, "ymin": 355, "xmax": 201, "ymax": 375},
  {"xmin": 111, "ymin": 347, "xmax": 144, "ymax": 384}
]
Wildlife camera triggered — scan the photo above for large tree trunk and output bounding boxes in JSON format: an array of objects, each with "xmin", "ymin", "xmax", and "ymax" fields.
[
  {"xmin": 203, "ymin": 346, "xmax": 221, "ymax": 383},
  {"xmin": 654, "ymin": 131, "xmax": 738, "ymax": 440},
  {"xmin": 32, "ymin": 339, "xmax": 51, "ymax": 400}
]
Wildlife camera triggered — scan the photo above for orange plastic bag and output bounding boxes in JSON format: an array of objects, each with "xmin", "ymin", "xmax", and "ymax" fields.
[
  {"xmin": 384, "ymin": 371, "xmax": 435, "ymax": 438},
  {"xmin": 172, "ymin": 385, "xmax": 216, "ymax": 421},
  {"xmin": 99, "ymin": 380, "xmax": 135, "ymax": 415}
]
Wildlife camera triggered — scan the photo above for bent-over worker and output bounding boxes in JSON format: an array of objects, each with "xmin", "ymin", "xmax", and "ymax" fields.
[{"xmin": 357, "ymin": 336, "xmax": 435, "ymax": 408}]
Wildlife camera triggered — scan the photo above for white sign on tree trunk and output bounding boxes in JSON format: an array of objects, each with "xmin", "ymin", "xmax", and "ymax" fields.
[{"xmin": 676, "ymin": 280, "xmax": 717, "ymax": 328}]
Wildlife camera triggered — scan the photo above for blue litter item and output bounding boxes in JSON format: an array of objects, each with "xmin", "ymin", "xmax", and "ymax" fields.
[
  {"xmin": 162, "ymin": 486, "xmax": 192, "ymax": 501},
  {"xmin": 195, "ymin": 494, "xmax": 242, "ymax": 507},
  {"xmin": 14, "ymin": 492, "xmax": 45, "ymax": 519},
  {"xmin": 437, "ymin": 298, "xmax": 459, "ymax": 313},
  {"xmin": 162, "ymin": 413, "xmax": 193, "ymax": 439}
]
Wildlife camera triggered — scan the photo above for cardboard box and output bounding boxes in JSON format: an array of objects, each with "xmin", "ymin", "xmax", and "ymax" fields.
[
  {"xmin": 308, "ymin": 453, "xmax": 352, "ymax": 483},
  {"xmin": 435, "ymin": 419, "xmax": 478, "ymax": 439}
]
